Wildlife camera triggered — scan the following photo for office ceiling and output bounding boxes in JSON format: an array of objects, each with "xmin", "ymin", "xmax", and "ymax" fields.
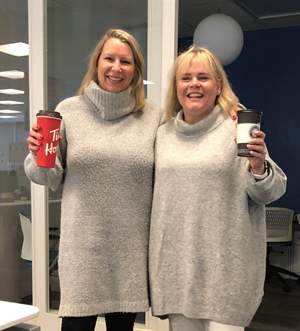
[
  {"xmin": 179, "ymin": 0, "xmax": 300, "ymax": 38},
  {"xmin": 2, "ymin": 0, "xmax": 300, "ymax": 39},
  {"xmin": 1, "ymin": 0, "xmax": 300, "ymax": 123}
]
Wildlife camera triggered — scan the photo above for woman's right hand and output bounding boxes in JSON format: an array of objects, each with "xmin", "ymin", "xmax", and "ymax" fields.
[{"xmin": 27, "ymin": 123, "xmax": 43, "ymax": 155}]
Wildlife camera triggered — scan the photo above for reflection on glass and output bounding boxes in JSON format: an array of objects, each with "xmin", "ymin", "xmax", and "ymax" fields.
[
  {"xmin": 47, "ymin": 0, "xmax": 147, "ymax": 324},
  {"xmin": 0, "ymin": 0, "xmax": 31, "ymax": 303}
]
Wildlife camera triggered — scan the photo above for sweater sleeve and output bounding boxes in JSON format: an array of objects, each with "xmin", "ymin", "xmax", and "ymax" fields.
[
  {"xmin": 246, "ymin": 156, "xmax": 287, "ymax": 205},
  {"xmin": 24, "ymin": 119, "xmax": 67, "ymax": 191}
]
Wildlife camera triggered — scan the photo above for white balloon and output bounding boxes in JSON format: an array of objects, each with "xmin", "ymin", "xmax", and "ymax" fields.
[{"xmin": 193, "ymin": 13, "xmax": 244, "ymax": 65}]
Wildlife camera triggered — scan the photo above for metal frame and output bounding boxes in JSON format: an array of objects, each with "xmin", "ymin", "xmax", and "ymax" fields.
[{"xmin": 28, "ymin": 0, "xmax": 178, "ymax": 329}]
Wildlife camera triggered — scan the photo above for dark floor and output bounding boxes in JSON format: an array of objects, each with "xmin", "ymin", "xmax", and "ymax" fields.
[{"xmin": 246, "ymin": 279, "xmax": 300, "ymax": 331}]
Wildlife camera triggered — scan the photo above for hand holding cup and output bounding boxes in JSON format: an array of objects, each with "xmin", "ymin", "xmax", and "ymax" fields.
[
  {"xmin": 236, "ymin": 110, "xmax": 262, "ymax": 157},
  {"xmin": 246, "ymin": 129, "xmax": 267, "ymax": 175},
  {"xmin": 236, "ymin": 109, "xmax": 266, "ymax": 175},
  {"xmin": 27, "ymin": 110, "xmax": 62, "ymax": 168}
]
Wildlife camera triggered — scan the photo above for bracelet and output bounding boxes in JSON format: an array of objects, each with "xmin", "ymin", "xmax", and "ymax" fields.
[{"xmin": 251, "ymin": 161, "xmax": 269, "ymax": 180}]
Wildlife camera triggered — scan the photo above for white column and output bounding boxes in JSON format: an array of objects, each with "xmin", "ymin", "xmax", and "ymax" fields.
[
  {"xmin": 160, "ymin": 0, "xmax": 178, "ymax": 107},
  {"xmin": 147, "ymin": 0, "xmax": 178, "ymax": 108},
  {"xmin": 28, "ymin": 0, "xmax": 49, "ymax": 321}
]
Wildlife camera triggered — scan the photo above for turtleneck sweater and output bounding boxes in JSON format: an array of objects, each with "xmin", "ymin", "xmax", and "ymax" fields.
[
  {"xmin": 24, "ymin": 81, "xmax": 161, "ymax": 316},
  {"xmin": 149, "ymin": 106, "xmax": 287, "ymax": 326},
  {"xmin": 85, "ymin": 80, "xmax": 136, "ymax": 120}
]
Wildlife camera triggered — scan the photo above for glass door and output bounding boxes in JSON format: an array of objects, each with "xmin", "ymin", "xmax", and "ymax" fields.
[
  {"xmin": 46, "ymin": 0, "xmax": 148, "ymax": 327},
  {"xmin": 29, "ymin": 0, "xmax": 177, "ymax": 330},
  {"xmin": 0, "ymin": 0, "xmax": 32, "ymax": 305}
]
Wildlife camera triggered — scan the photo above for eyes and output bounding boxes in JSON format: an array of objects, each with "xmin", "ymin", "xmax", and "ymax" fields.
[
  {"xmin": 103, "ymin": 56, "xmax": 133, "ymax": 66},
  {"xmin": 179, "ymin": 74, "xmax": 210, "ymax": 82}
]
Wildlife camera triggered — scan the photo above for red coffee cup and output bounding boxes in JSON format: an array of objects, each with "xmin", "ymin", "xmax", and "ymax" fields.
[{"xmin": 36, "ymin": 110, "xmax": 62, "ymax": 168}]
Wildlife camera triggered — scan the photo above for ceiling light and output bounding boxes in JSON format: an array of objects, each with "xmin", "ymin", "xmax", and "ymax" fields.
[
  {"xmin": 193, "ymin": 13, "xmax": 244, "ymax": 65},
  {"xmin": 0, "ymin": 100, "xmax": 24, "ymax": 105},
  {"xmin": 0, "ymin": 89, "xmax": 24, "ymax": 95},
  {"xmin": 0, "ymin": 115, "xmax": 18, "ymax": 119},
  {"xmin": 0, "ymin": 42, "xmax": 29, "ymax": 57},
  {"xmin": 0, "ymin": 110, "xmax": 22, "ymax": 114},
  {"xmin": 0, "ymin": 70, "xmax": 24, "ymax": 79}
]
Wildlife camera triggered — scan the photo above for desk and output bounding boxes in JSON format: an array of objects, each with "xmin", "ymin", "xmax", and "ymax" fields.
[{"xmin": 0, "ymin": 301, "xmax": 39, "ymax": 330}]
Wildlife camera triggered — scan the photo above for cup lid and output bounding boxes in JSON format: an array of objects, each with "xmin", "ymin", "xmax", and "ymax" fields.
[
  {"xmin": 239, "ymin": 109, "xmax": 262, "ymax": 114},
  {"xmin": 36, "ymin": 109, "xmax": 62, "ymax": 119},
  {"xmin": 237, "ymin": 109, "xmax": 262, "ymax": 123}
]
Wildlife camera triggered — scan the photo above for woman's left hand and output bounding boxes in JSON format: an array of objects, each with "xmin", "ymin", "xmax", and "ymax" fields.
[{"xmin": 247, "ymin": 130, "xmax": 267, "ymax": 175}]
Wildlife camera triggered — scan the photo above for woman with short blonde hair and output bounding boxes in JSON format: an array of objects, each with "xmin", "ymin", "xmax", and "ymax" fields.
[{"xmin": 164, "ymin": 45, "xmax": 239, "ymax": 120}]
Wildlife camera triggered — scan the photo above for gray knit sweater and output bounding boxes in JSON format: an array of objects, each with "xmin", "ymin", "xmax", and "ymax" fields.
[
  {"xmin": 149, "ymin": 106, "xmax": 287, "ymax": 326},
  {"xmin": 24, "ymin": 81, "xmax": 160, "ymax": 316}
]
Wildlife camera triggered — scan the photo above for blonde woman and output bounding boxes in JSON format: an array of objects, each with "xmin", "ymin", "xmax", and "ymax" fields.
[
  {"xmin": 149, "ymin": 46, "xmax": 287, "ymax": 331},
  {"xmin": 25, "ymin": 29, "xmax": 160, "ymax": 331}
]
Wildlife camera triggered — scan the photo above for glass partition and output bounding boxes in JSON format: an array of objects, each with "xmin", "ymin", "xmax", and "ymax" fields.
[
  {"xmin": 0, "ymin": 0, "xmax": 31, "ymax": 304},
  {"xmin": 47, "ymin": 0, "xmax": 147, "ymax": 324}
]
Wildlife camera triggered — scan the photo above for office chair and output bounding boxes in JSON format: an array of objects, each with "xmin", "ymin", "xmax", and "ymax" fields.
[
  {"xmin": 265, "ymin": 207, "xmax": 300, "ymax": 292},
  {"xmin": 20, "ymin": 213, "xmax": 32, "ymax": 263}
]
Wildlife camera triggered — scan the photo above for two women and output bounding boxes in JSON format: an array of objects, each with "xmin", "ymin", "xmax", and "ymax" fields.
[{"xmin": 149, "ymin": 46, "xmax": 287, "ymax": 331}]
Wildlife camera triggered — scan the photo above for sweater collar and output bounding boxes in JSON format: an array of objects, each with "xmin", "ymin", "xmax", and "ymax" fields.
[
  {"xmin": 84, "ymin": 80, "xmax": 135, "ymax": 121},
  {"xmin": 174, "ymin": 105, "xmax": 227, "ymax": 136}
]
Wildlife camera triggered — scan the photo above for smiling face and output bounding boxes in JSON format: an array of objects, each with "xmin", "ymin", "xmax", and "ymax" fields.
[
  {"xmin": 176, "ymin": 55, "xmax": 221, "ymax": 124},
  {"xmin": 97, "ymin": 37, "xmax": 136, "ymax": 93}
]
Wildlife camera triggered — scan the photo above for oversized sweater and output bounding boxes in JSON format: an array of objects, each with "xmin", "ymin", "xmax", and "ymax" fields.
[
  {"xmin": 24, "ymin": 81, "xmax": 161, "ymax": 316},
  {"xmin": 149, "ymin": 106, "xmax": 287, "ymax": 327}
]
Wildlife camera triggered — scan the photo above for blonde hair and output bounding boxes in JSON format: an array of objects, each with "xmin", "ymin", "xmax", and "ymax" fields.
[
  {"xmin": 78, "ymin": 28, "xmax": 145, "ymax": 111},
  {"xmin": 164, "ymin": 45, "xmax": 239, "ymax": 120}
]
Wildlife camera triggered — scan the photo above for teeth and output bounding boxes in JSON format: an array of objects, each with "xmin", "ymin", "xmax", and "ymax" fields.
[
  {"xmin": 108, "ymin": 76, "xmax": 122, "ymax": 81},
  {"xmin": 188, "ymin": 93, "xmax": 202, "ymax": 97}
]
